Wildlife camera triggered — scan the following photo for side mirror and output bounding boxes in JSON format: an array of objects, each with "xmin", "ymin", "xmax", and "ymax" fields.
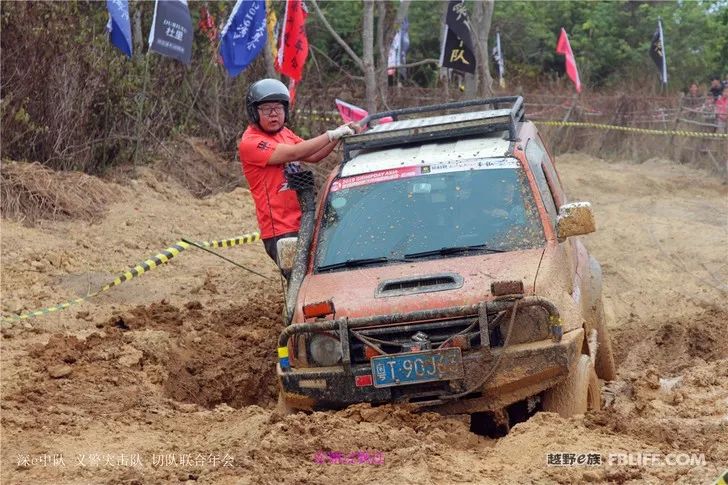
[
  {"xmin": 276, "ymin": 237, "xmax": 298, "ymax": 273},
  {"xmin": 557, "ymin": 202, "xmax": 596, "ymax": 240}
]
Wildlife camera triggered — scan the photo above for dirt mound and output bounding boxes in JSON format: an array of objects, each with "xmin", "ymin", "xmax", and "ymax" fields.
[
  {"xmin": 162, "ymin": 302, "xmax": 282, "ymax": 409},
  {"xmin": 0, "ymin": 160, "xmax": 119, "ymax": 225},
  {"xmin": 586, "ymin": 358, "xmax": 728, "ymax": 463},
  {"xmin": 613, "ymin": 305, "xmax": 728, "ymax": 376},
  {"xmin": 585, "ymin": 305, "xmax": 728, "ymax": 466},
  {"xmin": 29, "ymin": 334, "xmax": 86, "ymax": 365},
  {"xmin": 334, "ymin": 403, "xmax": 478, "ymax": 445},
  {"xmin": 3, "ymin": 291, "xmax": 283, "ymax": 429},
  {"xmin": 107, "ymin": 300, "xmax": 186, "ymax": 332},
  {"xmin": 238, "ymin": 404, "xmax": 483, "ymax": 484},
  {"xmin": 105, "ymin": 295, "xmax": 283, "ymax": 409},
  {"xmin": 155, "ymin": 137, "xmax": 246, "ymax": 198},
  {"xmin": 3, "ymin": 327, "xmax": 154, "ymax": 438}
]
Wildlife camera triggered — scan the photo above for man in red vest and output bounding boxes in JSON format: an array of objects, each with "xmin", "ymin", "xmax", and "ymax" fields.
[{"xmin": 238, "ymin": 78, "xmax": 354, "ymax": 266}]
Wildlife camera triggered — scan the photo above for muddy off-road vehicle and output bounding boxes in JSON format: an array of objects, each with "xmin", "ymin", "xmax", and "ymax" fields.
[{"xmin": 275, "ymin": 97, "xmax": 616, "ymax": 430}]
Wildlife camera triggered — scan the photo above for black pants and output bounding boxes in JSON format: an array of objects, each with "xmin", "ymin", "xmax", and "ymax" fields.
[{"xmin": 263, "ymin": 231, "xmax": 299, "ymax": 266}]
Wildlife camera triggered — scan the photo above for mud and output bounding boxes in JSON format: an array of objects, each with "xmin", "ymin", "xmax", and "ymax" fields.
[
  {"xmin": 159, "ymin": 300, "xmax": 281, "ymax": 409},
  {"xmin": 1, "ymin": 154, "xmax": 727, "ymax": 484},
  {"xmin": 612, "ymin": 305, "xmax": 728, "ymax": 375}
]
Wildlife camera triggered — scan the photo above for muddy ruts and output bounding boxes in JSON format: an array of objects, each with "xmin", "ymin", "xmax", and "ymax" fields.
[{"xmin": 1, "ymin": 232, "xmax": 261, "ymax": 324}]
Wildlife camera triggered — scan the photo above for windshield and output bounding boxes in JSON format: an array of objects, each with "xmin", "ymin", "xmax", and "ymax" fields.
[{"xmin": 315, "ymin": 158, "xmax": 545, "ymax": 271}]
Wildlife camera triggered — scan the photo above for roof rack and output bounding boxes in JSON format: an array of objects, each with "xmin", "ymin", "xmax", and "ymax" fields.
[{"xmin": 343, "ymin": 96, "xmax": 525, "ymax": 161}]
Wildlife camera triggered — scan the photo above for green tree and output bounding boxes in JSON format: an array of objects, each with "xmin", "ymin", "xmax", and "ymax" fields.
[{"xmin": 492, "ymin": 0, "xmax": 727, "ymax": 90}]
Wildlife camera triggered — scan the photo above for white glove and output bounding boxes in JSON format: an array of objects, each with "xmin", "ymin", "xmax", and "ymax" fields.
[{"xmin": 326, "ymin": 124, "xmax": 355, "ymax": 142}]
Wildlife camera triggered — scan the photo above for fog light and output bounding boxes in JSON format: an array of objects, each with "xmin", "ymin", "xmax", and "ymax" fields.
[{"xmin": 309, "ymin": 334, "xmax": 342, "ymax": 366}]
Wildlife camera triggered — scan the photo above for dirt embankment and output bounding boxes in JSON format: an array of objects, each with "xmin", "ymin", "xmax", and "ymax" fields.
[{"xmin": 1, "ymin": 153, "xmax": 727, "ymax": 484}]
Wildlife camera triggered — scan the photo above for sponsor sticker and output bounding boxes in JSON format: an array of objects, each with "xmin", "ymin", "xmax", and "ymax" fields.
[{"xmin": 332, "ymin": 158, "xmax": 518, "ymax": 192}]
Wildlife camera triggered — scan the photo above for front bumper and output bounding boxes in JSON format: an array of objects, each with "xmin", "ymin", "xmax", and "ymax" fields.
[{"xmin": 277, "ymin": 298, "xmax": 581, "ymax": 413}]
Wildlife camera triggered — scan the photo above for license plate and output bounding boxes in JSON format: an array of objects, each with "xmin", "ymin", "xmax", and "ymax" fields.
[{"xmin": 370, "ymin": 348, "xmax": 463, "ymax": 388}]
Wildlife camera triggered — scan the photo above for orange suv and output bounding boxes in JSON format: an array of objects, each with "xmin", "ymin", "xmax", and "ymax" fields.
[{"xmin": 276, "ymin": 97, "xmax": 616, "ymax": 429}]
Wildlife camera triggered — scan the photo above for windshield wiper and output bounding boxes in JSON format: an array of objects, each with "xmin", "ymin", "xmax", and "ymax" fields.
[
  {"xmin": 404, "ymin": 244, "xmax": 506, "ymax": 260},
  {"xmin": 317, "ymin": 256, "xmax": 405, "ymax": 272}
]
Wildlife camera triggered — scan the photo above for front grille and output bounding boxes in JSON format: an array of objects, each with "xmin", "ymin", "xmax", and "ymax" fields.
[{"xmin": 348, "ymin": 316, "xmax": 482, "ymax": 365}]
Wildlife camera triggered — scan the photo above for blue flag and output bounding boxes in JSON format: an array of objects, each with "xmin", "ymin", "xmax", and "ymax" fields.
[
  {"xmin": 106, "ymin": 0, "xmax": 132, "ymax": 57},
  {"xmin": 219, "ymin": 0, "xmax": 267, "ymax": 77}
]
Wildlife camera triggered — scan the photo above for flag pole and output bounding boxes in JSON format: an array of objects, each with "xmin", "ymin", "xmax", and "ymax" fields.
[
  {"xmin": 133, "ymin": 53, "xmax": 151, "ymax": 165},
  {"xmin": 496, "ymin": 29, "xmax": 504, "ymax": 89},
  {"xmin": 658, "ymin": 17, "xmax": 668, "ymax": 92},
  {"xmin": 398, "ymin": 21, "xmax": 403, "ymax": 89}
]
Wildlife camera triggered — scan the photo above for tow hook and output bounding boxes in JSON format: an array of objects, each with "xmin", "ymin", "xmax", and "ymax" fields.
[{"xmin": 404, "ymin": 331, "xmax": 432, "ymax": 351}]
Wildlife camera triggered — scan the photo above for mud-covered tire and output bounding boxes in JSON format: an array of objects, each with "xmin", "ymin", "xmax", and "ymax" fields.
[
  {"xmin": 542, "ymin": 354, "xmax": 601, "ymax": 418},
  {"xmin": 593, "ymin": 300, "xmax": 617, "ymax": 381}
]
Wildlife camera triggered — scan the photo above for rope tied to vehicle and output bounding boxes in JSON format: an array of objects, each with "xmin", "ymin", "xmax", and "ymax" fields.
[{"xmin": 441, "ymin": 298, "xmax": 521, "ymax": 400}]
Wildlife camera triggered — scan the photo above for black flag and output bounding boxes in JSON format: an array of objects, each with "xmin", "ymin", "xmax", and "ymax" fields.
[
  {"xmin": 440, "ymin": 0, "xmax": 476, "ymax": 74},
  {"xmin": 148, "ymin": 0, "xmax": 194, "ymax": 64},
  {"xmin": 649, "ymin": 19, "xmax": 668, "ymax": 85}
]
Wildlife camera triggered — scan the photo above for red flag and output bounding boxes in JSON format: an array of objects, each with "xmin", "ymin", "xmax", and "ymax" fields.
[
  {"xmin": 335, "ymin": 99, "xmax": 369, "ymax": 124},
  {"xmin": 275, "ymin": 0, "xmax": 308, "ymax": 81},
  {"xmin": 198, "ymin": 6, "xmax": 217, "ymax": 43},
  {"xmin": 556, "ymin": 28, "xmax": 581, "ymax": 93},
  {"xmin": 335, "ymin": 99, "xmax": 393, "ymax": 126},
  {"xmin": 199, "ymin": 6, "xmax": 223, "ymax": 65}
]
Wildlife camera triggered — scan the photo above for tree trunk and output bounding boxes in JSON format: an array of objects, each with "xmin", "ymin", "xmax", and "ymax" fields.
[
  {"xmin": 375, "ymin": 0, "xmax": 411, "ymax": 111},
  {"xmin": 264, "ymin": 44, "xmax": 277, "ymax": 78},
  {"xmin": 133, "ymin": 3, "xmax": 143, "ymax": 57},
  {"xmin": 376, "ymin": 1, "xmax": 389, "ymax": 110},
  {"xmin": 264, "ymin": 0, "xmax": 277, "ymax": 78},
  {"xmin": 311, "ymin": 0, "xmax": 364, "ymax": 71},
  {"xmin": 473, "ymin": 0, "xmax": 495, "ymax": 97},
  {"xmin": 362, "ymin": 1, "xmax": 377, "ymax": 113},
  {"xmin": 311, "ymin": 0, "xmax": 410, "ymax": 114}
]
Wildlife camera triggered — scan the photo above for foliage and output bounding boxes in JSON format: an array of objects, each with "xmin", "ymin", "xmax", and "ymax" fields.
[
  {"xmin": 0, "ymin": 0, "xmax": 725, "ymax": 175},
  {"xmin": 309, "ymin": 0, "xmax": 364, "ymax": 73},
  {"xmin": 0, "ymin": 0, "xmax": 267, "ymax": 174},
  {"xmin": 407, "ymin": 1, "xmax": 446, "ymax": 86},
  {"xmin": 491, "ymin": 0, "xmax": 728, "ymax": 91}
]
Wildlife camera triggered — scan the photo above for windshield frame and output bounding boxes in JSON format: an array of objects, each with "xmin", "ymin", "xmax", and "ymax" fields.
[{"xmin": 311, "ymin": 156, "xmax": 546, "ymax": 273}]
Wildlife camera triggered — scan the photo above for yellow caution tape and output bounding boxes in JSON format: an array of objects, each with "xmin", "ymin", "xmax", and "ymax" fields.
[
  {"xmin": 535, "ymin": 120, "xmax": 728, "ymax": 139},
  {"xmin": 1, "ymin": 232, "xmax": 261, "ymax": 325},
  {"xmin": 713, "ymin": 470, "xmax": 727, "ymax": 485},
  {"xmin": 299, "ymin": 110, "xmax": 727, "ymax": 139},
  {"xmin": 199, "ymin": 233, "xmax": 261, "ymax": 249},
  {"xmin": 295, "ymin": 110, "xmax": 338, "ymax": 123}
]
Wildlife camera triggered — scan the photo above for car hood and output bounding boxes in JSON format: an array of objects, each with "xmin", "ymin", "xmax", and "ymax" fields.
[{"xmin": 296, "ymin": 248, "xmax": 545, "ymax": 321}]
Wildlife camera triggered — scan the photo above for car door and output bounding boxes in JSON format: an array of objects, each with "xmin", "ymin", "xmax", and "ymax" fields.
[{"xmin": 525, "ymin": 136, "xmax": 580, "ymax": 301}]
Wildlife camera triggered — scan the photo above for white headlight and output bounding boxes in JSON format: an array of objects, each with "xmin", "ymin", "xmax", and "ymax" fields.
[{"xmin": 309, "ymin": 334, "xmax": 342, "ymax": 366}]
